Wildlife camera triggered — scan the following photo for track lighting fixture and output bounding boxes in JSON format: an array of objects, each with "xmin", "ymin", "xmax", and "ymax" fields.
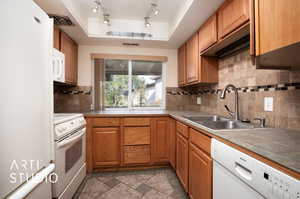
[
  {"xmin": 92, "ymin": 0, "xmax": 110, "ymax": 26},
  {"xmin": 144, "ymin": 2, "xmax": 159, "ymax": 27}
]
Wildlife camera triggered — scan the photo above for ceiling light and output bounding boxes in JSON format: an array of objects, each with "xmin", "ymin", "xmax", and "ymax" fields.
[
  {"xmin": 151, "ymin": 3, "xmax": 159, "ymax": 16},
  {"xmin": 144, "ymin": 17, "xmax": 151, "ymax": 27},
  {"xmin": 92, "ymin": 6, "xmax": 99, "ymax": 13},
  {"xmin": 103, "ymin": 14, "xmax": 110, "ymax": 26}
]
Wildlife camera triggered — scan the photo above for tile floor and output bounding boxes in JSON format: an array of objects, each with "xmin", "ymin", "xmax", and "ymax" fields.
[{"xmin": 73, "ymin": 168, "xmax": 189, "ymax": 199}]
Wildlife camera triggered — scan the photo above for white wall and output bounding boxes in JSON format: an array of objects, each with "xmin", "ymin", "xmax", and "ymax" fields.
[{"xmin": 78, "ymin": 45, "xmax": 178, "ymax": 87}]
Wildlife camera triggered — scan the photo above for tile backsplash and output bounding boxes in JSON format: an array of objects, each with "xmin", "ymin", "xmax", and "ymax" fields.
[
  {"xmin": 167, "ymin": 50, "xmax": 300, "ymax": 130},
  {"xmin": 54, "ymin": 85, "xmax": 92, "ymax": 113}
]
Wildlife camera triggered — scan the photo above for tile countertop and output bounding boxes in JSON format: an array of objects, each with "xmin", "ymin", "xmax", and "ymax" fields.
[{"xmin": 84, "ymin": 110, "xmax": 300, "ymax": 177}]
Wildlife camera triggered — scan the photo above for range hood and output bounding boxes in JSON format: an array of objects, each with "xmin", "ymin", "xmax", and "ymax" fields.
[
  {"xmin": 255, "ymin": 42, "xmax": 300, "ymax": 70},
  {"xmin": 215, "ymin": 36, "xmax": 250, "ymax": 59}
]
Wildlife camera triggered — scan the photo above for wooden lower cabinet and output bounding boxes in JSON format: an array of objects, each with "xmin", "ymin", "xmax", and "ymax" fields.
[
  {"xmin": 176, "ymin": 133, "xmax": 189, "ymax": 192},
  {"xmin": 169, "ymin": 119, "xmax": 176, "ymax": 169},
  {"xmin": 151, "ymin": 117, "xmax": 170, "ymax": 163},
  {"xmin": 124, "ymin": 127, "xmax": 150, "ymax": 145},
  {"xmin": 93, "ymin": 128, "xmax": 120, "ymax": 167},
  {"xmin": 189, "ymin": 143, "xmax": 212, "ymax": 199},
  {"xmin": 124, "ymin": 145, "xmax": 150, "ymax": 164}
]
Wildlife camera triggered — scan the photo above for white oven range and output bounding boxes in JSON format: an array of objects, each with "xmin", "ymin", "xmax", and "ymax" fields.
[{"xmin": 53, "ymin": 114, "xmax": 86, "ymax": 199}]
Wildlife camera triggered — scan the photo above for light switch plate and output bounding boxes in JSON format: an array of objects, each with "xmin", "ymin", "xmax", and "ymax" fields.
[
  {"xmin": 264, "ymin": 97, "xmax": 273, "ymax": 112},
  {"xmin": 197, "ymin": 97, "xmax": 202, "ymax": 105}
]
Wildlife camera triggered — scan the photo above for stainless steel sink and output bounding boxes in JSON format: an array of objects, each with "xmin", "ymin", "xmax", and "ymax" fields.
[
  {"xmin": 184, "ymin": 115, "xmax": 226, "ymax": 122},
  {"xmin": 184, "ymin": 115, "xmax": 256, "ymax": 130}
]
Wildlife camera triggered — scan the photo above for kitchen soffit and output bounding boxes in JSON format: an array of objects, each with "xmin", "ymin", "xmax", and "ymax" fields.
[{"xmin": 34, "ymin": 0, "xmax": 225, "ymax": 48}]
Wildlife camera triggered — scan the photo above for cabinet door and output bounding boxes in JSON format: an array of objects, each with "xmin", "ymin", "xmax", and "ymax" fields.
[
  {"xmin": 189, "ymin": 144, "xmax": 212, "ymax": 199},
  {"xmin": 71, "ymin": 41, "xmax": 78, "ymax": 84},
  {"xmin": 93, "ymin": 128, "xmax": 120, "ymax": 166},
  {"xmin": 199, "ymin": 56, "xmax": 218, "ymax": 83},
  {"xmin": 176, "ymin": 133, "xmax": 189, "ymax": 192},
  {"xmin": 198, "ymin": 14, "xmax": 218, "ymax": 52},
  {"xmin": 169, "ymin": 118, "xmax": 176, "ymax": 169},
  {"xmin": 186, "ymin": 33, "xmax": 199, "ymax": 84},
  {"xmin": 178, "ymin": 44, "xmax": 186, "ymax": 86},
  {"xmin": 60, "ymin": 31, "xmax": 73, "ymax": 84},
  {"xmin": 60, "ymin": 31, "xmax": 78, "ymax": 85},
  {"xmin": 218, "ymin": 0, "xmax": 249, "ymax": 39},
  {"xmin": 151, "ymin": 117, "xmax": 169, "ymax": 163},
  {"xmin": 53, "ymin": 27, "xmax": 60, "ymax": 50},
  {"xmin": 255, "ymin": 0, "xmax": 300, "ymax": 55}
]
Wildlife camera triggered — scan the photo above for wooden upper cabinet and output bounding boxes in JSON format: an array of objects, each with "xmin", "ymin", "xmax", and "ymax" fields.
[
  {"xmin": 199, "ymin": 56, "xmax": 218, "ymax": 83},
  {"xmin": 60, "ymin": 31, "xmax": 78, "ymax": 85},
  {"xmin": 189, "ymin": 143, "xmax": 212, "ymax": 199},
  {"xmin": 198, "ymin": 14, "xmax": 218, "ymax": 52},
  {"xmin": 93, "ymin": 128, "xmax": 120, "ymax": 166},
  {"xmin": 178, "ymin": 44, "xmax": 186, "ymax": 86},
  {"xmin": 218, "ymin": 0, "xmax": 250, "ymax": 39},
  {"xmin": 151, "ymin": 118, "xmax": 169, "ymax": 163},
  {"xmin": 53, "ymin": 27, "xmax": 60, "ymax": 50},
  {"xmin": 254, "ymin": 0, "xmax": 300, "ymax": 55},
  {"xmin": 176, "ymin": 133, "xmax": 189, "ymax": 192},
  {"xmin": 186, "ymin": 33, "xmax": 199, "ymax": 84}
]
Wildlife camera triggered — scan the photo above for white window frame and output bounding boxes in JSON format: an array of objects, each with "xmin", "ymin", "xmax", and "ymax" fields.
[{"xmin": 102, "ymin": 59, "xmax": 166, "ymax": 110}]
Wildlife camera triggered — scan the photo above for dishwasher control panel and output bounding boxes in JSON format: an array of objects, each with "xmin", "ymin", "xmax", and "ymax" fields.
[
  {"xmin": 212, "ymin": 139, "xmax": 300, "ymax": 199},
  {"xmin": 255, "ymin": 160, "xmax": 300, "ymax": 199}
]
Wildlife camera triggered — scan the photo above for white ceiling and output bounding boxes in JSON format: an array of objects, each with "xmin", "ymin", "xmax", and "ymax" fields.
[
  {"xmin": 34, "ymin": 0, "xmax": 225, "ymax": 49},
  {"xmin": 78, "ymin": 0, "xmax": 185, "ymax": 23}
]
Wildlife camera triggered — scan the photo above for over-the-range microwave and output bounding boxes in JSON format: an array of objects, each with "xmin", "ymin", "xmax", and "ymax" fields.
[{"xmin": 52, "ymin": 48, "xmax": 65, "ymax": 83}]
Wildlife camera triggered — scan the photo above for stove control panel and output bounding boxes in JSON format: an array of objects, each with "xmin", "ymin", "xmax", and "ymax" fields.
[{"xmin": 54, "ymin": 116, "xmax": 86, "ymax": 140}]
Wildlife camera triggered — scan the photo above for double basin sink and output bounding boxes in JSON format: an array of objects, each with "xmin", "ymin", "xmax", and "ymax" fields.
[{"xmin": 184, "ymin": 115, "xmax": 258, "ymax": 131}]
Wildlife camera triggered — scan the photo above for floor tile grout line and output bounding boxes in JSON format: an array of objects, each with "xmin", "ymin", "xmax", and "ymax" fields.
[
  {"xmin": 142, "ymin": 172, "xmax": 176, "ymax": 198},
  {"xmin": 77, "ymin": 169, "xmax": 188, "ymax": 199}
]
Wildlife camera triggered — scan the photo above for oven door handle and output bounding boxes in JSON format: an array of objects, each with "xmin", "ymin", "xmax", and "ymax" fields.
[{"xmin": 57, "ymin": 128, "xmax": 86, "ymax": 149}]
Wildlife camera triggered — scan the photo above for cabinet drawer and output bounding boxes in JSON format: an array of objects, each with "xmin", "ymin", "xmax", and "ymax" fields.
[
  {"xmin": 190, "ymin": 128, "xmax": 211, "ymax": 154},
  {"xmin": 124, "ymin": 145, "xmax": 150, "ymax": 164},
  {"xmin": 124, "ymin": 118, "xmax": 150, "ymax": 126},
  {"xmin": 93, "ymin": 118, "xmax": 120, "ymax": 127},
  {"xmin": 176, "ymin": 121, "xmax": 189, "ymax": 138},
  {"xmin": 124, "ymin": 127, "xmax": 150, "ymax": 145}
]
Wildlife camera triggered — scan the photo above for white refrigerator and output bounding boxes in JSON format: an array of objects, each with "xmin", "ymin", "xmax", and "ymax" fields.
[{"xmin": 0, "ymin": 0, "xmax": 55, "ymax": 198}]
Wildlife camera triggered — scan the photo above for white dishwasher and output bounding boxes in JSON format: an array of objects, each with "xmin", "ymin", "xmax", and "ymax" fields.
[{"xmin": 211, "ymin": 139, "xmax": 300, "ymax": 199}]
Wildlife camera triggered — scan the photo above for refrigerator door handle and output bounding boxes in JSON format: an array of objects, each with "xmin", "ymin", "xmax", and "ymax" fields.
[{"xmin": 6, "ymin": 164, "xmax": 55, "ymax": 199}]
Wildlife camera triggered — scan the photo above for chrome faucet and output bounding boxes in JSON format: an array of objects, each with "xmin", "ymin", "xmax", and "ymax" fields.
[{"xmin": 220, "ymin": 84, "xmax": 239, "ymax": 121}]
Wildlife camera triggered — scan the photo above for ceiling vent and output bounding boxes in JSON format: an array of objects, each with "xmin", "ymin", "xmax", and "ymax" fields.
[
  {"xmin": 48, "ymin": 14, "xmax": 74, "ymax": 26},
  {"xmin": 122, "ymin": 43, "xmax": 140, "ymax": 46},
  {"xmin": 107, "ymin": 31, "xmax": 152, "ymax": 38}
]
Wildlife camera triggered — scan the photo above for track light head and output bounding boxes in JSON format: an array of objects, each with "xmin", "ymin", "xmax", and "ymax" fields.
[
  {"xmin": 144, "ymin": 17, "xmax": 151, "ymax": 27},
  {"xmin": 151, "ymin": 3, "xmax": 159, "ymax": 16},
  {"xmin": 103, "ymin": 14, "xmax": 110, "ymax": 26},
  {"xmin": 92, "ymin": 6, "xmax": 99, "ymax": 13}
]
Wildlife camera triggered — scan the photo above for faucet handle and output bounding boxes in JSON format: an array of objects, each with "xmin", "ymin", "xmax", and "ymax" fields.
[
  {"xmin": 253, "ymin": 117, "xmax": 266, "ymax": 128},
  {"xmin": 224, "ymin": 105, "xmax": 234, "ymax": 114},
  {"xmin": 224, "ymin": 105, "xmax": 234, "ymax": 118}
]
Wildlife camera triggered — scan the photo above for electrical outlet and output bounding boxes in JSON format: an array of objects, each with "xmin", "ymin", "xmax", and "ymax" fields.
[
  {"xmin": 264, "ymin": 97, "xmax": 273, "ymax": 112},
  {"xmin": 197, "ymin": 97, "xmax": 202, "ymax": 105}
]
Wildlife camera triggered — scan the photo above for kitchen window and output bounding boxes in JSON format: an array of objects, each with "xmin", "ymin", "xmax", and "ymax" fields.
[{"xmin": 94, "ymin": 59, "xmax": 166, "ymax": 110}]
